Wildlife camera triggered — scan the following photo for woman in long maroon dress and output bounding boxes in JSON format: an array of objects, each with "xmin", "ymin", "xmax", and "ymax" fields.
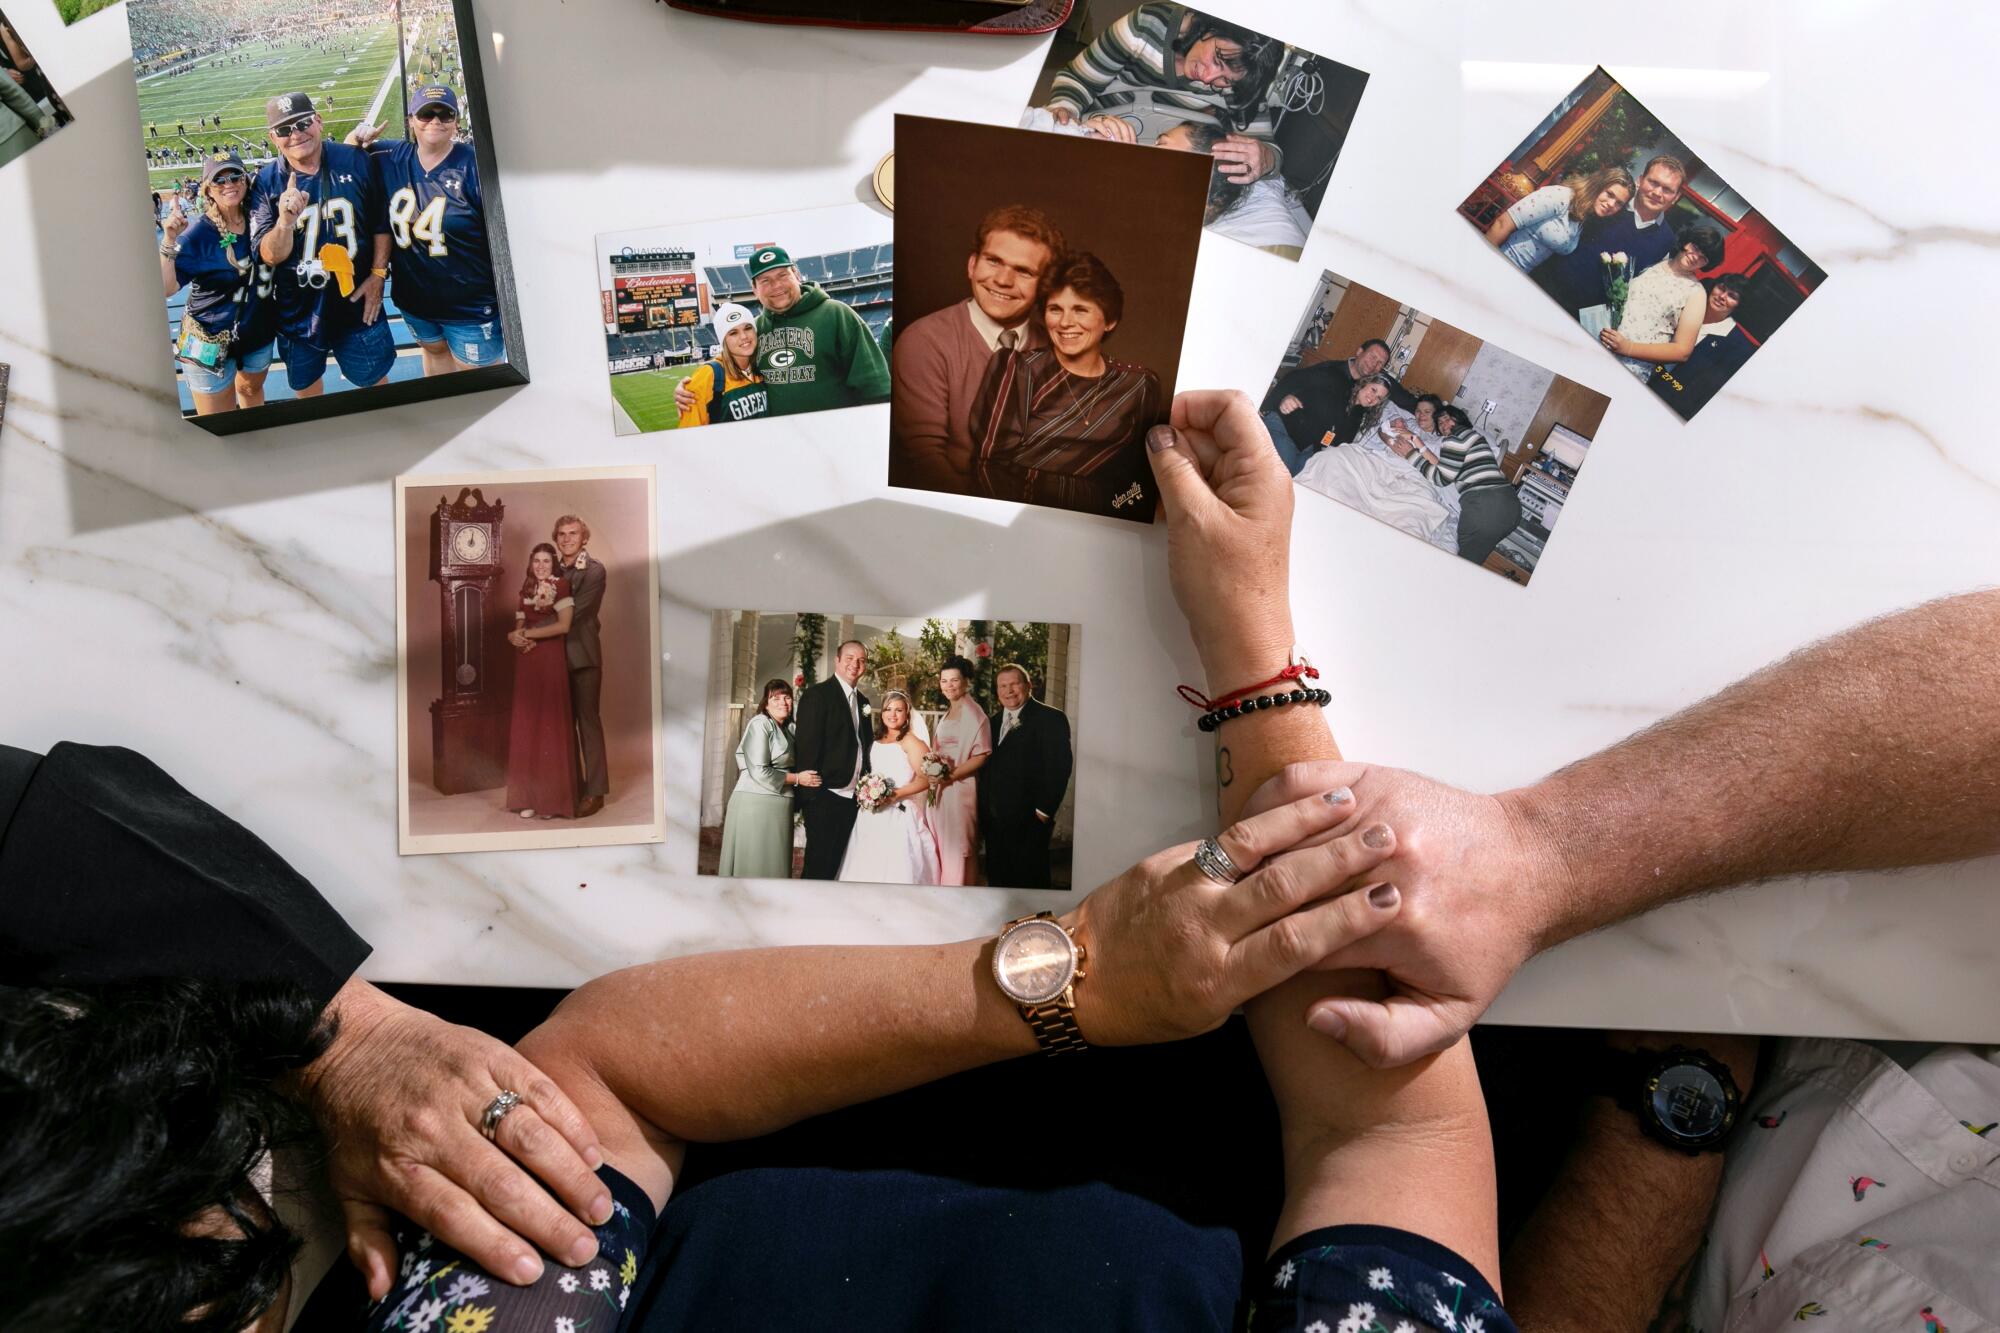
[{"xmin": 504, "ymin": 542, "xmax": 579, "ymax": 819}]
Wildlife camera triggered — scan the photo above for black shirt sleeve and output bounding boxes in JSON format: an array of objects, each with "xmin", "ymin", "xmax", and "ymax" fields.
[{"xmin": 0, "ymin": 742, "xmax": 370, "ymax": 1009}]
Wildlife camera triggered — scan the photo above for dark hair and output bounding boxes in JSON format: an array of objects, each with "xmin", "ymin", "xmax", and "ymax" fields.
[
  {"xmin": 1357, "ymin": 338, "xmax": 1391, "ymax": 358},
  {"xmin": 1170, "ymin": 12, "xmax": 1284, "ymax": 118},
  {"xmin": 835, "ymin": 638, "xmax": 867, "ymax": 660},
  {"xmin": 1434, "ymin": 403, "xmax": 1469, "ymax": 435},
  {"xmin": 0, "ymin": 979, "xmax": 334, "ymax": 1332},
  {"xmin": 755, "ymin": 678, "xmax": 794, "ymax": 721},
  {"xmin": 1677, "ymin": 223, "xmax": 1727, "ymax": 272},
  {"xmin": 1042, "ymin": 252, "xmax": 1125, "ymax": 328},
  {"xmin": 1162, "ymin": 122, "xmax": 1251, "ymax": 223},
  {"xmin": 972, "ymin": 205, "xmax": 1065, "ymax": 275},
  {"xmin": 520, "ymin": 542, "xmax": 562, "ymax": 600},
  {"xmin": 940, "ymin": 654, "xmax": 976, "ymax": 683},
  {"xmin": 1415, "ymin": 393, "xmax": 1444, "ymax": 415},
  {"xmin": 1704, "ymin": 272, "xmax": 1749, "ymax": 300}
]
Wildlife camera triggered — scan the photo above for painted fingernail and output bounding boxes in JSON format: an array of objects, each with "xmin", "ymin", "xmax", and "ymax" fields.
[
  {"xmin": 1307, "ymin": 1008, "xmax": 1347, "ymax": 1039},
  {"xmin": 1361, "ymin": 823, "xmax": 1393, "ymax": 849},
  {"xmin": 568, "ymin": 1236, "xmax": 599, "ymax": 1267},
  {"xmin": 1322, "ymin": 786, "xmax": 1352, "ymax": 805},
  {"xmin": 591, "ymin": 1193, "xmax": 614, "ymax": 1225},
  {"xmin": 1146, "ymin": 424, "xmax": 1176, "ymax": 454},
  {"xmin": 1367, "ymin": 883, "xmax": 1400, "ymax": 909},
  {"xmin": 512, "ymin": 1252, "xmax": 544, "ymax": 1284}
]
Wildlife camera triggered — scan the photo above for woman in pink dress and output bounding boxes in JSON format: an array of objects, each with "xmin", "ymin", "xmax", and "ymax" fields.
[
  {"xmin": 503, "ymin": 543, "xmax": 579, "ymax": 820},
  {"xmin": 927, "ymin": 654, "xmax": 993, "ymax": 885}
]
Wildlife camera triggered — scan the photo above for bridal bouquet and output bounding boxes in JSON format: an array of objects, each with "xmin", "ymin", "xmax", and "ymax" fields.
[
  {"xmin": 854, "ymin": 772, "xmax": 896, "ymax": 812},
  {"xmin": 1599, "ymin": 250, "xmax": 1632, "ymax": 327},
  {"xmin": 528, "ymin": 577, "xmax": 559, "ymax": 611},
  {"xmin": 919, "ymin": 751, "xmax": 954, "ymax": 807}
]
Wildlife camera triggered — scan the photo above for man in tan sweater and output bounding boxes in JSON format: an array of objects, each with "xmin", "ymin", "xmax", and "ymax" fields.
[{"xmin": 889, "ymin": 205, "xmax": 1065, "ymax": 493}]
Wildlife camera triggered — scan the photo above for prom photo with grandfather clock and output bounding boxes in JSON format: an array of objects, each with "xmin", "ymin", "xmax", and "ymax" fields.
[{"xmin": 395, "ymin": 466, "xmax": 664, "ymax": 854}]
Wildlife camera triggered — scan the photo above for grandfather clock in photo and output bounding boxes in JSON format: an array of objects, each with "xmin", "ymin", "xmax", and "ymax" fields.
[{"xmin": 428, "ymin": 488, "xmax": 512, "ymax": 794}]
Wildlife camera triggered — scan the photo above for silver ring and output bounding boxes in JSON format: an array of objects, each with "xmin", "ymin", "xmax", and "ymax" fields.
[
  {"xmin": 480, "ymin": 1089, "xmax": 523, "ymax": 1141},
  {"xmin": 1191, "ymin": 837, "xmax": 1241, "ymax": 886}
]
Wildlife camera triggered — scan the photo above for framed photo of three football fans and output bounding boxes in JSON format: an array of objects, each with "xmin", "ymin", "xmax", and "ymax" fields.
[{"xmin": 128, "ymin": 0, "xmax": 527, "ymax": 435}]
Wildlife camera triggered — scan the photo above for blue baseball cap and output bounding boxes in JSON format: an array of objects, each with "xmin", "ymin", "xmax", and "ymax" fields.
[{"xmin": 413, "ymin": 85, "xmax": 460, "ymax": 117}]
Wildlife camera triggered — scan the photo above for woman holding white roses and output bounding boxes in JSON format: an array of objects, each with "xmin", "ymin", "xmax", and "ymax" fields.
[
  {"xmin": 837, "ymin": 690, "xmax": 942, "ymax": 885},
  {"xmin": 928, "ymin": 654, "xmax": 993, "ymax": 885},
  {"xmin": 1600, "ymin": 224, "xmax": 1727, "ymax": 380}
]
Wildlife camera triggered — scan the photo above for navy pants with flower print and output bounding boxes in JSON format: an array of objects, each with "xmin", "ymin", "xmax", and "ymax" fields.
[{"xmin": 1246, "ymin": 1225, "xmax": 1518, "ymax": 1333}]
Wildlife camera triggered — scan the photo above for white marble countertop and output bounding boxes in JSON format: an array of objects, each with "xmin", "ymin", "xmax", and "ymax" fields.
[{"xmin": 4, "ymin": 0, "xmax": 1997, "ymax": 1041}]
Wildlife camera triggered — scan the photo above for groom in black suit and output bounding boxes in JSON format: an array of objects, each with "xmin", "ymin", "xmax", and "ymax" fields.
[
  {"xmin": 979, "ymin": 662, "xmax": 1073, "ymax": 890},
  {"xmin": 791, "ymin": 638, "xmax": 872, "ymax": 879}
]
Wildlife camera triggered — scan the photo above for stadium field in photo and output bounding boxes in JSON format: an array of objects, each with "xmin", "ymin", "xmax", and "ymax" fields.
[
  {"xmin": 609, "ymin": 363, "xmax": 701, "ymax": 434},
  {"xmin": 139, "ymin": 22, "xmax": 403, "ymax": 189}
]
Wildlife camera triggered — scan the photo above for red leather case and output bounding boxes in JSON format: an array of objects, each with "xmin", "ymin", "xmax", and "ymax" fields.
[{"xmin": 660, "ymin": 0, "xmax": 1073, "ymax": 35}]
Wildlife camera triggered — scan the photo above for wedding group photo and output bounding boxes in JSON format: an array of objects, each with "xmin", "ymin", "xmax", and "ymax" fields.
[
  {"xmin": 596, "ymin": 201, "xmax": 893, "ymax": 435},
  {"xmin": 133, "ymin": 0, "xmax": 522, "ymax": 426},
  {"xmin": 1019, "ymin": 0, "xmax": 1367, "ymax": 260},
  {"xmin": 887, "ymin": 115, "xmax": 1208, "ymax": 526},
  {"xmin": 699, "ymin": 611, "xmax": 1080, "ymax": 891},
  {"xmin": 1460, "ymin": 65, "xmax": 1825, "ymax": 421},
  {"xmin": 1264, "ymin": 270, "xmax": 1609, "ymax": 585},
  {"xmin": 395, "ymin": 466, "xmax": 664, "ymax": 855},
  {"xmin": 1, "ymin": 7, "xmax": 73, "ymax": 169}
]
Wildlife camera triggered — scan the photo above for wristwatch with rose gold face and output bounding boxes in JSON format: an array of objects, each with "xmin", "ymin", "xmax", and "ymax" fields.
[{"xmin": 992, "ymin": 912, "xmax": 1088, "ymax": 1054}]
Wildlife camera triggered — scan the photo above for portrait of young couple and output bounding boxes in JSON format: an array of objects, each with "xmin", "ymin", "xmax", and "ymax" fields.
[
  {"xmin": 396, "ymin": 467, "xmax": 663, "ymax": 854},
  {"xmin": 1460, "ymin": 66, "xmax": 1825, "ymax": 420},
  {"xmin": 701, "ymin": 614, "xmax": 1079, "ymax": 890},
  {"xmin": 888, "ymin": 115, "xmax": 1209, "ymax": 525}
]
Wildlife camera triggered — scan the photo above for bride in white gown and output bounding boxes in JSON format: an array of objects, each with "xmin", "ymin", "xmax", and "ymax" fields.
[{"xmin": 837, "ymin": 690, "xmax": 943, "ymax": 886}]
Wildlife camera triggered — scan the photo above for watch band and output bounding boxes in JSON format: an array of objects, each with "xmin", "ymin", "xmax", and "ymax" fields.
[{"xmin": 1021, "ymin": 999, "xmax": 1088, "ymax": 1055}]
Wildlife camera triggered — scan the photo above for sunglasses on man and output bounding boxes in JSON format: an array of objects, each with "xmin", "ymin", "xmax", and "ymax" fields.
[{"xmin": 271, "ymin": 115, "xmax": 317, "ymax": 140}]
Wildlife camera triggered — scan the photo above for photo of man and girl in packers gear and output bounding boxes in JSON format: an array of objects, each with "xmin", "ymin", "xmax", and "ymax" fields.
[{"xmin": 595, "ymin": 202, "xmax": 893, "ymax": 437}]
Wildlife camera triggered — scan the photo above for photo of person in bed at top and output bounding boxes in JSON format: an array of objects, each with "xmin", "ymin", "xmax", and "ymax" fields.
[{"xmin": 1018, "ymin": 1, "xmax": 1369, "ymax": 260}]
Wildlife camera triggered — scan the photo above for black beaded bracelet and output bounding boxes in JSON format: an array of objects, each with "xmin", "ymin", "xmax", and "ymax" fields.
[{"xmin": 1197, "ymin": 687, "xmax": 1330, "ymax": 732}]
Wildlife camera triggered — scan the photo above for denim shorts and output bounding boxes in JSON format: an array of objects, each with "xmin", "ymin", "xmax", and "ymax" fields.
[
  {"xmin": 180, "ymin": 337, "xmax": 276, "ymax": 395},
  {"xmin": 280, "ymin": 317, "xmax": 397, "ymax": 392},
  {"xmin": 401, "ymin": 311, "xmax": 505, "ymax": 367}
]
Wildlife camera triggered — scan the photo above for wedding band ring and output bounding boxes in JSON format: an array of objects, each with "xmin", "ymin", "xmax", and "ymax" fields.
[
  {"xmin": 480, "ymin": 1089, "xmax": 523, "ymax": 1141},
  {"xmin": 1192, "ymin": 837, "xmax": 1241, "ymax": 886}
]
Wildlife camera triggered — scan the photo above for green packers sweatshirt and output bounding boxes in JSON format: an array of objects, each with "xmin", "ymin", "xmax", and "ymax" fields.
[{"xmin": 753, "ymin": 282, "xmax": 892, "ymax": 415}]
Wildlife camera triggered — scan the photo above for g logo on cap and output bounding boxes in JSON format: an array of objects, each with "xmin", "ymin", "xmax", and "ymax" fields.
[{"xmin": 758, "ymin": 251, "xmax": 776, "ymax": 263}]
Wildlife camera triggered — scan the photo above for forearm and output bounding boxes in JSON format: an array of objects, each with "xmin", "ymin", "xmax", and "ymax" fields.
[
  {"xmin": 1500, "ymin": 1102, "xmax": 1723, "ymax": 1329},
  {"xmin": 260, "ymin": 226, "xmax": 295, "ymax": 265},
  {"xmin": 537, "ymin": 940, "xmax": 1036, "ymax": 1146},
  {"xmin": 1512, "ymin": 588, "xmax": 2000, "ymax": 948},
  {"xmin": 160, "ymin": 255, "xmax": 182, "ymax": 299},
  {"xmin": 1247, "ymin": 973, "xmax": 1498, "ymax": 1281}
]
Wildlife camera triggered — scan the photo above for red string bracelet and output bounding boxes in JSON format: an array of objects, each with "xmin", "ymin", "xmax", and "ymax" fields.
[{"xmin": 1176, "ymin": 659, "xmax": 1321, "ymax": 713}]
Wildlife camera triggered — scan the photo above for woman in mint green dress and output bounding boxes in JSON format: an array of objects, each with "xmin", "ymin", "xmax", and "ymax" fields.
[{"xmin": 718, "ymin": 679, "xmax": 820, "ymax": 878}]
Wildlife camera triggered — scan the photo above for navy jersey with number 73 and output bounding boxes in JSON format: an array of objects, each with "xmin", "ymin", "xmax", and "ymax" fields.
[
  {"xmin": 367, "ymin": 139, "xmax": 496, "ymax": 324},
  {"xmin": 248, "ymin": 141, "xmax": 387, "ymax": 346}
]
